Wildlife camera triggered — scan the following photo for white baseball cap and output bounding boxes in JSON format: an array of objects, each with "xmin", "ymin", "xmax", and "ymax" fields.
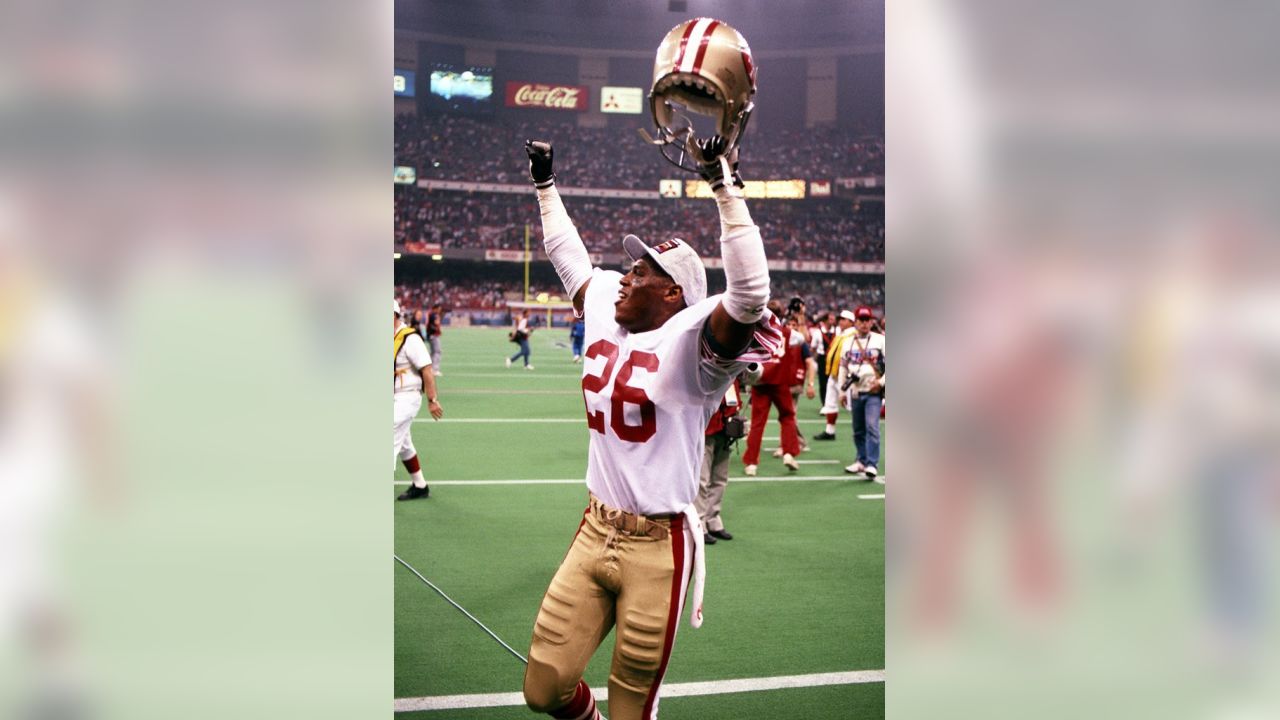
[
  {"xmin": 622, "ymin": 234, "xmax": 707, "ymax": 307},
  {"xmin": 839, "ymin": 309, "xmax": 857, "ymax": 322},
  {"xmin": 393, "ymin": 299, "xmax": 402, "ymax": 316}
]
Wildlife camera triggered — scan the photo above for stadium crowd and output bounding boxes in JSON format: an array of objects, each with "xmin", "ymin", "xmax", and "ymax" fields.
[
  {"xmin": 395, "ymin": 271, "xmax": 883, "ymax": 324},
  {"xmin": 394, "ymin": 188, "xmax": 884, "ymax": 263},
  {"xmin": 394, "ymin": 112, "xmax": 886, "ymax": 332},
  {"xmin": 395, "ymin": 114, "xmax": 884, "ymax": 190}
]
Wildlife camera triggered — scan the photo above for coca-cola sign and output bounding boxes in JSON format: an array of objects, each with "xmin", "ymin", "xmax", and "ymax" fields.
[{"xmin": 505, "ymin": 82, "xmax": 588, "ymax": 112}]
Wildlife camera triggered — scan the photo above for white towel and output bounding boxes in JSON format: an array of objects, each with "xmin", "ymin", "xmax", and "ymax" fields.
[{"xmin": 680, "ymin": 504, "xmax": 706, "ymax": 628}]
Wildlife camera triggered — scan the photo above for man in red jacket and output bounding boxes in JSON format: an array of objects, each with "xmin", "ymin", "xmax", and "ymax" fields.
[
  {"xmin": 773, "ymin": 312, "xmax": 817, "ymax": 459},
  {"xmin": 741, "ymin": 300, "xmax": 802, "ymax": 476}
]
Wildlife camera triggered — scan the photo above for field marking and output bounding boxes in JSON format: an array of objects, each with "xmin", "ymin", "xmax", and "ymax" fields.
[
  {"xmin": 414, "ymin": 420, "xmax": 865, "ymax": 425},
  {"xmin": 415, "ymin": 418, "xmax": 584, "ymax": 423},
  {"xmin": 858, "ymin": 493, "xmax": 885, "ymax": 500},
  {"xmin": 394, "ymin": 475, "xmax": 886, "ymax": 486},
  {"xmin": 440, "ymin": 389, "xmax": 581, "ymax": 396},
  {"xmin": 394, "ymin": 669, "xmax": 885, "ymax": 712},
  {"xmin": 413, "ymin": 417, "xmax": 851, "ymax": 424},
  {"xmin": 436, "ymin": 372, "xmax": 583, "ymax": 379},
  {"xmin": 795, "ymin": 459, "xmax": 840, "ymax": 465}
]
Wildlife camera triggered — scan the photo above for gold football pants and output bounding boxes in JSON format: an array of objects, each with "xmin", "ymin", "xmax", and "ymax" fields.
[{"xmin": 523, "ymin": 498, "xmax": 691, "ymax": 720}]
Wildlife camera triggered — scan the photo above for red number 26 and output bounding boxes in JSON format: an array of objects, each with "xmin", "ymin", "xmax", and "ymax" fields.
[{"xmin": 581, "ymin": 340, "xmax": 658, "ymax": 443}]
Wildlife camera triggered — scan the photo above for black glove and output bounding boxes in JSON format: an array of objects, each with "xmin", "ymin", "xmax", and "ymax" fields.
[
  {"xmin": 689, "ymin": 135, "xmax": 743, "ymax": 191},
  {"xmin": 524, "ymin": 140, "xmax": 555, "ymax": 188}
]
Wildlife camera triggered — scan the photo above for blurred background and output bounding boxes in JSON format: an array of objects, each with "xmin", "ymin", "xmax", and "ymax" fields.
[
  {"xmin": 0, "ymin": 0, "xmax": 390, "ymax": 718},
  {"xmin": 888, "ymin": 0, "xmax": 1280, "ymax": 718}
]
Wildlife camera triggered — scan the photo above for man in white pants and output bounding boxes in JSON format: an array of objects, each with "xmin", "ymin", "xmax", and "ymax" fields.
[
  {"xmin": 394, "ymin": 299, "xmax": 443, "ymax": 500},
  {"xmin": 814, "ymin": 309, "xmax": 857, "ymax": 440}
]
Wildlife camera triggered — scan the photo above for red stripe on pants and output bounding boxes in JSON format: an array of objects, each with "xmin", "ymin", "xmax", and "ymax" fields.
[
  {"xmin": 557, "ymin": 507, "xmax": 590, "ymax": 565},
  {"xmin": 640, "ymin": 514, "xmax": 685, "ymax": 719}
]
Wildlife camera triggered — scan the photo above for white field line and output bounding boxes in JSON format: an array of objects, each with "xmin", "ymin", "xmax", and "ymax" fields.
[
  {"xmin": 440, "ymin": 389, "xmax": 581, "ymax": 395},
  {"xmin": 417, "ymin": 420, "xmax": 778, "ymax": 426},
  {"xmin": 795, "ymin": 459, "xmax": 840, "ymax": 465},
  {"xmin": 393, "ymin": 669, "xmax": 885, "ymax": 712},
  {"xmin": 437, "ymin": 372, "xmax": 583, "ymax": 379},
  {"xmin": 414, "ymin": 416, "xmax": 847, "ymax": 424},
  {"xmin": 415, "ymin": 418, "xmax": 584, "ymax": 423},
  {"xmin": 394, "ymin": 475, "xmax": 886, "ymax": 486},
  {"xmin": 858, "ymin": 493, "xmax": 885, "ymax": 500}
]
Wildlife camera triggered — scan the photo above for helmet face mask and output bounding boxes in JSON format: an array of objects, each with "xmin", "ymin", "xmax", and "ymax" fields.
[{"xmin": 643, "ymin": 18, "xmax": 757, "ymax": 174}]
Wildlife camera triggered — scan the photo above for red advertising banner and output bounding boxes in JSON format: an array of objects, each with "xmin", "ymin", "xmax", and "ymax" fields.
[
  {"xmin": 485, "ymin": 249, "xmax": 530, "ymax": 262},
  {"xmin": 505, "ymin": 82, "xmax": 588, "ymax": 112},
  {"xmin": 404, "ymin": 241, "xmax": 442, "ymax": 255}
]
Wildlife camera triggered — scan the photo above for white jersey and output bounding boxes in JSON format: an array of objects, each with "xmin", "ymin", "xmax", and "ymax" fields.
[
  {"xmin": 807, "ymin": 325, "xmax": 825, "ymax": 356},
  {"xmin": 579, "ymin": 269, "xmax": 778, "ymax": 515},
  {"xmin": 840, "ymin": 331, "xmax": 886, "ymax": 393},
  {"xmin": 394, "ymin": 329, "xmax": 432, "ymax": 395}
]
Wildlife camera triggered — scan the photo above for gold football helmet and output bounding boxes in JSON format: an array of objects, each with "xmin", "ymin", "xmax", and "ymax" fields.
[{"xmin": 641, "ymin": 18, "xmax": 757, "ymax": 173}]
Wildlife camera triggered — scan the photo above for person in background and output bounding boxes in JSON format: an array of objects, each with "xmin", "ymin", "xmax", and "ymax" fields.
[
  {"xmin": 838, "ymin": 305, "xmax": 886, "ymax": 478},
  {"xmin": 425, "ymin": 302, "xmax": 444, "ymax": 376},
  {"xmin": 569, "ymin": 314, "xmax": 585, "ymax": 363},
  {"xmin": 506, "ymin": 308, "xmax": 535, "ymax": 370},
  {"xmin": 696, "ymin": 366, "xmax": 759, "ymax": 546},
  {"xmin": 775, "ymin": 312, "xmax": 817, "ymax": 458},
  {"xmin": 394, "ymin": 299, "xmax": 443, "ymax": 500},
  {"xmin": 814, "ymin": 310, "xmax": 857, "ymax": 440},
  {"xmin": 808, "ymin": 310, "xmax": 828, "ymax": 399},
  {"xmin": 741, "ymin": 299, "xmax": 803, "ymax": 476}
]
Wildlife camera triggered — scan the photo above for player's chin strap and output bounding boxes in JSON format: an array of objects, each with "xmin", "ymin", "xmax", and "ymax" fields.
[{"xmin": 679, "ymin": 504, "xmax": 707, "ymax": 629}]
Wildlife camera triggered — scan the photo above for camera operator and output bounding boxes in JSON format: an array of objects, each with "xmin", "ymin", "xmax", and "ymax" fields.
[
  {"xmin": 695, "ymin": 364, "xmax": 760, "ymax": 545},
  {"xmin": 837, "ymin": 306, "xmax": 886, "ymax": 479}
]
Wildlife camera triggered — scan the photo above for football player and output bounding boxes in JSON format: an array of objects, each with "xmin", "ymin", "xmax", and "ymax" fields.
[{"xmin": 518, "ymin": 129, "xmax": 780, "ymax": 720}]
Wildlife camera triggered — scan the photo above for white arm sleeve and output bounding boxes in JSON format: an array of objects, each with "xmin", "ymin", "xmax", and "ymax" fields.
[
  {"xmin": 537, "ymin": 185, "xmax": 593, "ymax": 301},
  {"xmin": 715, "ymin": 186, "xmax": 770, "ymax": 324}
]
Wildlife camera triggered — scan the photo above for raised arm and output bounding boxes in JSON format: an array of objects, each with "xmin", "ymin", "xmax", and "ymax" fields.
[
  {"xmin": 525, "ymin": 140, "xmax": 592, "ymax": 315},
  {"xmin": 693, "ymin": 137, "xmax": 770, "ymax": 356}
]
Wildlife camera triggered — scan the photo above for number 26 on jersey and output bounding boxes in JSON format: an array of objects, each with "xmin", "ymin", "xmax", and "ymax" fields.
[{"xmin": 581, "ymin": 339, "xmax": 658, "ymax": 443}]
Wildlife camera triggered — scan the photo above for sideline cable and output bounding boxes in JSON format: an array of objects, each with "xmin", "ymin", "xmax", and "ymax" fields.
[
  {"xmin": 394, "ymin": 555, "xmax": 611, "ymax": 718},
  {"xmin": 394, "ymin": 554, "xmax": 528, "ymax": 665}
]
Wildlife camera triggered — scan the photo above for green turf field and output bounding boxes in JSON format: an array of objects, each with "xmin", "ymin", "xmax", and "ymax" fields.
[{"xmin": 394, "ymin": 327, "xmax": 884, "ymax": 719}]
